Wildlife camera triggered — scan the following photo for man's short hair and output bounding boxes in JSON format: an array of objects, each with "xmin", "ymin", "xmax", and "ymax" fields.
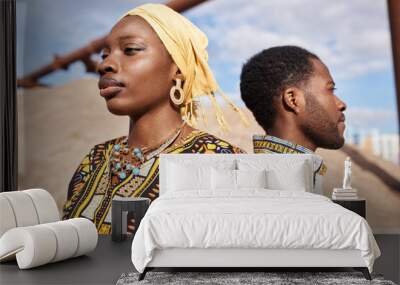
[{"xmin": 240, "ymin": 45, "xmax": 319, "ymax": 130}]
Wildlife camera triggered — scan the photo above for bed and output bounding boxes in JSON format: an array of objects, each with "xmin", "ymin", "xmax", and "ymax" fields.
[{"xmin": 131, "ymin": 154, "xmax": 380, "ymax": 280}]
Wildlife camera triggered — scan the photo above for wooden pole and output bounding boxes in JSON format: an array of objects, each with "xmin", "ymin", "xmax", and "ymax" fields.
[{"xmin": 17, "ymin": 0, "xmax": 208, "ymax": 88}]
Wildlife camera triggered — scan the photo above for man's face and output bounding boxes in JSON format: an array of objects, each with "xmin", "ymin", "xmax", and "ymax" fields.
[{"xmin": 299, "ymin": 59, "xmax": 347, "ymax": 149}]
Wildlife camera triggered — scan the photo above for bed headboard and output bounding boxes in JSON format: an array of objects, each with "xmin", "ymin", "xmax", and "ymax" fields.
[{"xmin": 159, "ymin": 154, "xmax": 321, "ymax": 196}]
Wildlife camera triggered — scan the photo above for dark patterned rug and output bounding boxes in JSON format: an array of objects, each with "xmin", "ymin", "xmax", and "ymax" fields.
[{"xmin": 116, "ymin": 271, "xmax": 396, "ymax": 285}]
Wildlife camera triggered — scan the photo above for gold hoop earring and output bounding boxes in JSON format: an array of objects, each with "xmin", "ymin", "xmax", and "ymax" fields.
[{"xmin": 170, "ymin": 78, "xmax": 185, "ymax": 105}]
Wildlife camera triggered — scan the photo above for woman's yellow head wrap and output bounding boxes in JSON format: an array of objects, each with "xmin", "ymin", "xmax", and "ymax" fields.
[{"xmin": 119, "ymin": 3, "xmax": 248, "ymax": 131}]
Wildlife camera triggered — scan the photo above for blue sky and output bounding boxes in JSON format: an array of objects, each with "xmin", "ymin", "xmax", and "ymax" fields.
[{"xmin": 16, "ymin": 0, "xmax": 398, "ymax": 133}]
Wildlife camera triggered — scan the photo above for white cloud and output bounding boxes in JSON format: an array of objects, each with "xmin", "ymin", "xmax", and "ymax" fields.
[{"xmin": 186, "ymin": 0, "xmax": 392, "ymax": 80}]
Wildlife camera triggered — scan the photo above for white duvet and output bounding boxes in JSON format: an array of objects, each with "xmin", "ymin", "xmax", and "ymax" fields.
[{"xmin": 131, "ymin": 190, "xmax": 380, "ymax": 273}]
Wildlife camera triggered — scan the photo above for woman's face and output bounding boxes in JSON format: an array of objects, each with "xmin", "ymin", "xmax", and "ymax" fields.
[{"xmin": 98, "ymin": 16, "xmax": 178, "ymax": 117}]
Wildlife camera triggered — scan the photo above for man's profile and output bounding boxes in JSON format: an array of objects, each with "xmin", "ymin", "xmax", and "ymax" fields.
[{"xmin": 240, "ymin": 46, "xmax": 347, "ymax": 192}]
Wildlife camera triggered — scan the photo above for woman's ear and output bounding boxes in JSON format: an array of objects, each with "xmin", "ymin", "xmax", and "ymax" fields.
[
  {"xmin": 282, "ymin": 87, "xmax": 305, "ymax": 114},
  {"xmin": 169, "ymin": 62, "xmax": 180, "ymax": 81}
]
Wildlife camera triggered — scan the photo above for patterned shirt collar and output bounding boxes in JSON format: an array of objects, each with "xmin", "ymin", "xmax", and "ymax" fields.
[
  {"xmin": 253, "ymin": 134, "xmax": 327, "ymax": 176},
  {"xmin": 253, "ymin": 135, "xmax": 315, "ymax": 154}
]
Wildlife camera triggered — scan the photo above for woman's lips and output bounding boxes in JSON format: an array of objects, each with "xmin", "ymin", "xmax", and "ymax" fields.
[
  {"xmin": 98, "ymin": 77, "xmax": 124, "ymax": 98},
  {"xmin": 100, "ymin": 86, "xmax": 123, "ymax": 98}
]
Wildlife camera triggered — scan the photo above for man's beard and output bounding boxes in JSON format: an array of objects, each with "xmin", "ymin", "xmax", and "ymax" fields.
[{"xmin": 301, "ymin": 93, "xmax": 344, "ymax": 150}]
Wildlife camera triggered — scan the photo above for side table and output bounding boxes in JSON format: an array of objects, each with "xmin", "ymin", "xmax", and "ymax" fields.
[
  {"xmin": 112, "ymin": 197, "xmax": 150, "ymax": 241},
  {"xmin": 332, "ymin": 198, "xmax": 366, "ymax": 218}
]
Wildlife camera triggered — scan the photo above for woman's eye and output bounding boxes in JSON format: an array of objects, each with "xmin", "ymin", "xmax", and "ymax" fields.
[
  {"xmin": 101, "ymin": 54, "xmax": 108, "ymax": 60},
  {"xmin": 124, "ymin": 47, "xmax": 142, "ymax": 54}
]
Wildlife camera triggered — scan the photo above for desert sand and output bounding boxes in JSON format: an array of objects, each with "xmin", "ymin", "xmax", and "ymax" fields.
[{"xmin": 17, "ymin": 77, "xmax": 400, "ymax": 233}]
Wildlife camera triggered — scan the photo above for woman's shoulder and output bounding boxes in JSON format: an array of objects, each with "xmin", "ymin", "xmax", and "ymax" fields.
[
  {"xmin": 95, "ymin": 136, "xmax": 126, "ymax": 149},
  {"xmin": 176, "ymin": 129, "xmax": 246, "ymax": 154}
]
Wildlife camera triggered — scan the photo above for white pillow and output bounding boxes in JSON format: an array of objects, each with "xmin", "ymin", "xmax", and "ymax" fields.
[
  {"xmin": 237, "ymin": 156, "xmax": 313, "ymax": 191},
  {"xmin": 266, "ymin": 161, "xmax": 308, "ymax": 191},
  {"xmin": 168, "ymin": 163, "xmax": 211, "ymax": 191},
  {"xmin": 236, "ymin": 169, "xmax": 267, "ymax": 189},
  {"xmin": 211, "ymin": 168, "xmax": 237, "ymax": 190},
  {"xmin": 211, "ymin": 168, "xmax": 268, "ymax": 190}
]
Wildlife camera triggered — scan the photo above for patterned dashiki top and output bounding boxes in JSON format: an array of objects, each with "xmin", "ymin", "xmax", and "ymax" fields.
[
  {"xmin": 252, "ymin": 134, "xmax": 327, "ymax": 194},
  {"xmin": 63, "ymin": 130, "xmax": 244, "ymax": 234}
]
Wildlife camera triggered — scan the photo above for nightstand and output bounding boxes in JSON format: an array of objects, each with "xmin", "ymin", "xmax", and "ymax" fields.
[
  {"xmin": 111, "ymin": 197, "xmax": 150, "ymax": 241},
  {"xmin": 332, "ymin": 198, "xmax": 366, "ymax": 218}
]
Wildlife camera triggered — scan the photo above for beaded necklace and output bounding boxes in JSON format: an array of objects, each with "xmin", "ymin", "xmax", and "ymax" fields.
[{"xmin": 110, "ymin": 122, "xmax": 185, "ymax": 179}]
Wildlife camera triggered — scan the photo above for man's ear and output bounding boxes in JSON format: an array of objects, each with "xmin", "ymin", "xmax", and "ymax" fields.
[{"xmin": 282, "ymin": 87, "xmax": 305, "ymax": 114}]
